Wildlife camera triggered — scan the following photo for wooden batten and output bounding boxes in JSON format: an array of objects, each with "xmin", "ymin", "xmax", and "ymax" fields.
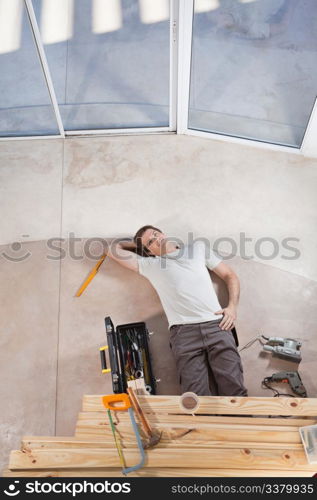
[
  {"xmin": 3, "ymin": 468, "xmax": 314, "ymax": 478},
  {"xmin": 74, "ymin": 423, "xmax": 303, "ymax": 445},
  {"xmin": 9, "ymin": 447, "xmax": 317, "ymax": 471},
  {"xmin": 82, "ymin": 395, "xmax": 317, "ymax": 417},
  {"xmin": 76, "ymin": 411, "xmax": 317, "ymax": 427},
  {"xmin": 21, "ymin": 437, "xmax": 303, "ymax": 450},
  {"xmin": 3, "ymin": 394, "xmax": 317, "ymax": 478}
]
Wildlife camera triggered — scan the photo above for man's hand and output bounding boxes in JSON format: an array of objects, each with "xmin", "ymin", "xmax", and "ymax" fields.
[
  {"xmin": 214, "ymin": 306, "xmax": 237, "ymax": 331},
  {"xmin": 119, "ymin": 240, "xmax": 137, "ymax": 251},
  {"xmin": 106, "ymin": 240, "xmax": 139, "ymax": 272}
]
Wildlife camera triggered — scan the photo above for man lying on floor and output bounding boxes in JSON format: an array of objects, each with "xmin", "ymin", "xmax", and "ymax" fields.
[{"xmin": 107, "ymin": 225, "xmax": 248, "ymax": 397}]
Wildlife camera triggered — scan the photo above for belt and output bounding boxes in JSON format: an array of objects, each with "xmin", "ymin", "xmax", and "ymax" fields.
[{"xmin": 170, "ymin": 317, "xmax": 222, "ymax": 330}]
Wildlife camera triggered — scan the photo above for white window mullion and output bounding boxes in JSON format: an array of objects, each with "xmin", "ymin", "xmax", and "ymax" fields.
[
  {"xmin": 65, "ymin": 127, "xmax": 171, "ymax": 136},
  {"xmin": 177, "ymin": 0, "xmax": 193, "ymax": 134},
  {"xmin": 169, "ymin": 0, "xmax": 179, "ymax": 131},
  {"xmin": 0, "ymin": 135, "xmax": 64, "ymax": 142},
  {"xmin": 301, "ymin": 97, "xmax": 317, "ymax": 158},
  {"xmin": 24, "ymin": 0, "xmax": 65, "ymax": 137}
]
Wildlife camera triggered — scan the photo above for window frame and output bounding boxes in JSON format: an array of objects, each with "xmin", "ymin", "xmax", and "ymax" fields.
[
  {"xmin": 1, "ymin": 0, "xmax": 316, "ymax": 160},
  {"xmin": 0, "ymin": 0, "xmax": 178, "ymax": 140},
  {"xmin": 177, "ymin": 0, "xmax": 317, "ymax": 158}
]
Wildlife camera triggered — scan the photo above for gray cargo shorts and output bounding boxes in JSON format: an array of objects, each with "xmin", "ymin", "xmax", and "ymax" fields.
[{"xmin": 169, "ymin": 318, "xmax": 248, "ymax": 396}]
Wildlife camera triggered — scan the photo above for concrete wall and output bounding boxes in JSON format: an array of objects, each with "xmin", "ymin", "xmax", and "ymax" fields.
[{"xmin": 1, "ymin": 134, "xmax": 317, "ymax": 472}]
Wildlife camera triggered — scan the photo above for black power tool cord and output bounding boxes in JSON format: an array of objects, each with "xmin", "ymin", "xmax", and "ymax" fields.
[
  {"xmin": 239, "ymin": 333, "xmax": 300, "ymax": 418},
  {"xmin": 238, "ymin": 334, "xmax": 268, "ymax": 353},
  {"xmin": 261, "ymin": 378, "xmax": 296, "ymax": 398},
  {"xmin": 261, "ymin": 379, "xmax": 297, "ymax": 419}
]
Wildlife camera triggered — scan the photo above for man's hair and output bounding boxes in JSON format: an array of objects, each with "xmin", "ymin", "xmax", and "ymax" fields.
[{"xmin": 133, "ymin": 225, "xmax": 162, "ymax": 257}]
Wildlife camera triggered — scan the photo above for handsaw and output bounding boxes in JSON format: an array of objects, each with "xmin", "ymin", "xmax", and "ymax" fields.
[{"xmin": 102, "ymin": 393, "xmax": 145, "ymax": 475}]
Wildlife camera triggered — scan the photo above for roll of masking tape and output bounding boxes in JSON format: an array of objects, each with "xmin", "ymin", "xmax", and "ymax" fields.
[{"xmin": 179, "ymin": 392, "xmax": 200, "ymax": 414}]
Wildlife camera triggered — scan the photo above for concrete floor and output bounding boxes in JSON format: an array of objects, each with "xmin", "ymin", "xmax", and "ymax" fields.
[{"xmin": 1, "ymin": 133, "xmax": 317, "ymax": 472}]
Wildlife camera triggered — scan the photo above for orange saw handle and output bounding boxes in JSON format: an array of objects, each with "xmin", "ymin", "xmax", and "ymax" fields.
[{"xmin": 102, "ymin": 393, "xmax": 131, "ymax": 411}]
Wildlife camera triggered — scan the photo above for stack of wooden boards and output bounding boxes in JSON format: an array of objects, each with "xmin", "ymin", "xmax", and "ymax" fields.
[{"xmin": 3, "ymin": 395, "xmax": 317, "ymax": 477}]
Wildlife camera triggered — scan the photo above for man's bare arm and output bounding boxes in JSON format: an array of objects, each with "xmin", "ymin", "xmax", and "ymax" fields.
[
  {"xmin": 106, "ymin": 240, "xmax": 139, "ymax": 273},
  {"xmin": 211, "ymin": 262, "xmax": 240, "ymax": 330}
]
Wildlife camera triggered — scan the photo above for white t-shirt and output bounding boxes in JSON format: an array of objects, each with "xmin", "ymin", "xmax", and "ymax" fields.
[{"xmin": 137, "ymin": 241, "xmax": 223, "ymax": 328}]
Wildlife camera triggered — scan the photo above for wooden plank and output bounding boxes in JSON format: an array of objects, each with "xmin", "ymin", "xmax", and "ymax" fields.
[
  {"xmin": 77, "ymin": 411, "xmax": 317, "ymax": 427},
  {"xmin": 76, "ymin": 417, "xmax": 308, "ymax": 434},
  {"xmin": 9, "ymin": 447, "xmax": 316, "ymax": 471},
  {"xmin": 83, "ymin": 395, "xmax": 317, "ymax": 416},
  {"xmin": 75, "ymin": 426, "xmax": 301, "ymax": 445},
  {"xmin": 21, "ymin": 438, "xmax": 115, "ymax": 450},
  {"xmin": 21, "ymin": 437, "xmax": 303, "ymax": 450},
  {"xmin": 77, "ymin": 415, "xmax": 312, "ymax": 432},
  {"xmin": 76, "ymin": 418, "xmax": 306, "ymax": 432},
  {"xmin": 74, "ymin": 422, "xmax": 302, "ymax": 444},
  {"xmin": 3, "ymin": 467, "xmax": 315, "ymax": 478}
]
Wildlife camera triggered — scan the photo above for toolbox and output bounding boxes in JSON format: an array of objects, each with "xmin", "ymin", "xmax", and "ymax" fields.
[{"xmin": 100, "ymin": 316, "xmax": 157, "ymax": 395}]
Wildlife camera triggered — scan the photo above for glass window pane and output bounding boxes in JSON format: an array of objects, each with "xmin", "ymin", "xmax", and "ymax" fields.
[
  {"xmin": 0, "ymin": 0, "xmax": 59, "ymax": 137},
  {"xmin": 189, "ymin": 0, "xmax": 317, "ymax": 147},
  {"xmin": 33, "ymin": 0, "xmax": 170, "ymax": 130}
]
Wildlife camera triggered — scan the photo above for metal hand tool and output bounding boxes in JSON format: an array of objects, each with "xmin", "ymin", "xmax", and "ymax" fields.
[
  {"xmin": 75, "ymin": 254, "xmax": 107, "ymax": 297},
  {"xmin": 127, "ymin": 387, "xmax": 161, "ymax": 448},
  {"xmin": 102, "ymin": 393, "xmax": 145, "ymax": 475}
]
